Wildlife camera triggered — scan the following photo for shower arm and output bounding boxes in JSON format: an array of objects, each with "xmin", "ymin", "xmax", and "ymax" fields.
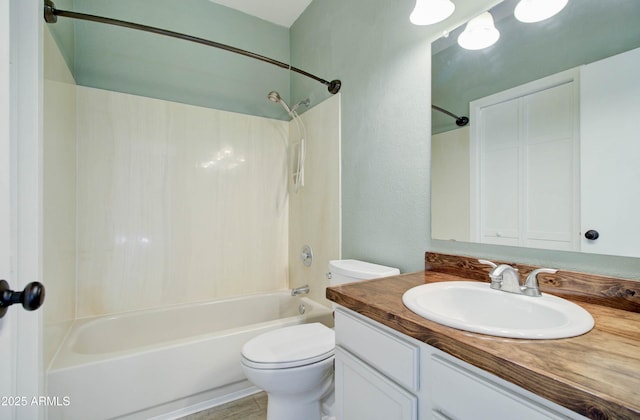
[
  {"xmin": 432, "ymin": 105, "xmax": 469, "ymax": 127},
  {"xmin": 43, "ymin": 0, "xmax": 342, "ymax": 94}
]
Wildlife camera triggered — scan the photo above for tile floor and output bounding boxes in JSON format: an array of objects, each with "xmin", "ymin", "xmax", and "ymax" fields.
[{"xmin": 181, "ymin": 392, "xmax": 267, "ymax": 420}]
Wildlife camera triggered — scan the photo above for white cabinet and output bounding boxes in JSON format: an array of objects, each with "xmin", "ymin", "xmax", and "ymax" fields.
[
  {"xmin": 334, "ymin": 307, "xmax": 586, "ymax": 420},
  {"xmin": 335, "ymin": 347, "xmax": 418, "ymax": 420},
  {"xmin": 335, "ymin": 307, "xmax": 420, "ymax": 391},
  {"xmin": 429, "ymin": 354, "xmax": 571, "ymax": 420},
  {"xmin": 334, "ymin": 309, "xmax": 419, "ymax": 420}
]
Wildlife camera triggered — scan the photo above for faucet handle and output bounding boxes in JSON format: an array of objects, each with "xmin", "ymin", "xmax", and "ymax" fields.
[
  {"xmin": 478, "ymin": 259, "xmax": 497, "ymax": 269},
  {"xmin": 479, "ymin": 259, "xmax": 500, "ymax": 288},
  {"xmin": 478, "ymin": 260, "xmax": 508, "ymax": 289},
  {"xmin": 523, "ymin": 268, "xmax": 557, "ymax": 297}
]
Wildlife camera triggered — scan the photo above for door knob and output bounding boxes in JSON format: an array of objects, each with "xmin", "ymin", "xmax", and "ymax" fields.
[
  {"xmin": 584, "ymin": 230, "xmax": 599, "ymax": 240},
  {"xmin": 0, "ymin": 280, "xmax": 45, "ymax": 318}
]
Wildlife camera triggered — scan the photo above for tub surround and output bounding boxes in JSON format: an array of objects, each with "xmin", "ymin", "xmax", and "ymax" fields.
[
  {"xmin": 43, "ymin": 25, "xmax": 77, "ymax": 366},
  {"xmin": 288, "ymin": 93, "xmax": 341, "ymax": 308},
  {"xmin": 326, "ymin": 252, "xmax": 640, "ymax": 419},
  {"xmin": 75, "ymin": 86, "xmax": 290, "ymax": 317}
]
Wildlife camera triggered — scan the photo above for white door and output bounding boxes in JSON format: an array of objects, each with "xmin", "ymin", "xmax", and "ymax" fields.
[
  {"xmin": 470, "ymin": 69, "xmax": 580, "ymax": 251},
  {"xmin": 0, "ymin": 0, "xmax": 16, "ymax": 410},
  {"xmin": 1, "ymin": 0, "xmax": 43, "ymax": 418}
]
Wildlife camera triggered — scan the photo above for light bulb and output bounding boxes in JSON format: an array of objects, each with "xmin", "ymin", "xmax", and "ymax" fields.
[
  {"xmin": 514, "ymin": 0, "xmax": 568, "ymax": 23},
  {"xmin": 410, "ymin": 0, "xmax": 455, "ymax": 26},
  {"xmin": 457, "ymin": 12, "xmax": 500, "ymax": 50}
]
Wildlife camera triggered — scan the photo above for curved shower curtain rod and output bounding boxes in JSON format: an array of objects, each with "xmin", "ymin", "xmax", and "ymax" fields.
[
  {"xmin": 43, "ymin": 0, "xmax": 342, "ymax": 94},
  {"xmin": 432, "ymin": 105, "xmax": 469, "ymax": 127}
]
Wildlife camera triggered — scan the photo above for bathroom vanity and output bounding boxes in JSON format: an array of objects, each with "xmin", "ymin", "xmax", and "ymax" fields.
[{"xmin": 327, "ymin": 253, "xmax": 640, "ymax": 420}]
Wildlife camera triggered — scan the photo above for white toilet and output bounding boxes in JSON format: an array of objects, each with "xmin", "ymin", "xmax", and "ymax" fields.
[{"xmin": 240, "ymin": 259, "xmax": 400, "ymax": 420}]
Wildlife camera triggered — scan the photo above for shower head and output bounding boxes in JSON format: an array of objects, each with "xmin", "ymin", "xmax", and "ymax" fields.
[
  {"xmin": 267, "ymin": 91, "xmax": 291, "ymax": 114},
  {"xmin": 267, "ymin": 91, "xmax": 281, "ymax": 103}
]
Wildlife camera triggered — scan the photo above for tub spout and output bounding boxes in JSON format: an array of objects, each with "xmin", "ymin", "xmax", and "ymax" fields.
[{"xmin": 291, "ymin": 285, "xmax": 310, "ymax": 296}]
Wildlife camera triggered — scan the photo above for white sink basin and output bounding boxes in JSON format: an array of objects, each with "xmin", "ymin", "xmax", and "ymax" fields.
[{"xmin": 402, "ymin": 281, "xmax": 594, "ymax": 339}]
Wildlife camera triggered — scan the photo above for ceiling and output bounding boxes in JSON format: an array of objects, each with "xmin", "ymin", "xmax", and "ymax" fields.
[{"xmin": 208, "ymin": 0, "xmax": 313, "ymax": 27}]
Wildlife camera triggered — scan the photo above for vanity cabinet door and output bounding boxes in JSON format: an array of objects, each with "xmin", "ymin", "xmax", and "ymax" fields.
[
  {"xmin": 335, "ymin": 308, "xmax": 420, "ymax": 392},
  {"xmin": 429, "ymin": 354, "xmax": 582, "ymax": 420},
  {"xmin": 335, "ymin": 346, "xmax": 418, "ymax": 420}
]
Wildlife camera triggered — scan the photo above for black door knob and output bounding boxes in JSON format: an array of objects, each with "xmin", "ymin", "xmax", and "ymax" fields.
[
  {"xmin": 0, "ymin": 280, "xmax": 45, "ymax": 318},
  {"xmin": 584, "ymin": 230, "xmax": 600, "ymax": 240}
]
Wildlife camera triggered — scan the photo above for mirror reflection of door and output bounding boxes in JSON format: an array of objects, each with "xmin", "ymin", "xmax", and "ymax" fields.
[{"xmin": 469, "ymin": 70, "xmax": 579, "ymax": 252}]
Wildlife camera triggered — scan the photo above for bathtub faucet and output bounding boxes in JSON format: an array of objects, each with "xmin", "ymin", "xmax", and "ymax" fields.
[{"xmin": 291, "ymin": 285, "xmax": 310, "ymax": 296}]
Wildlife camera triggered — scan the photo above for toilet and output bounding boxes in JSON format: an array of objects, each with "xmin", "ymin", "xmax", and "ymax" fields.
[{"xmin": 240, "ymin": 259, "xmax": 400, "ymax": 420}]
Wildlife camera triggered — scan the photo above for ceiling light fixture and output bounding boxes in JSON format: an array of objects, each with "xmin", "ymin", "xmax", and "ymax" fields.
[
  {"xmin": 514, "ymin": 0, "xmax": 568, "ymax": 23},
  {"xmin": 410, "ymin": 0, "xmax": 455, "ymax": 25},
  {"xmin": 457, "ymin": 12, "xmax": 500, "ymax": 50}
]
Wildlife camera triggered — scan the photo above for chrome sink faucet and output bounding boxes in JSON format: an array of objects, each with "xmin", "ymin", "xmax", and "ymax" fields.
[
  {"xmin": 488, "ymin": 263, "xmax": 523, "ymax": 294},
  {"xmin": 479, "ymin": 260, "xmax": 557, "ymax": 297}
]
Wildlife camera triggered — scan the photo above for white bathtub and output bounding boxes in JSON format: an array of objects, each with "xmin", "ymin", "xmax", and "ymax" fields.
[{"xmin": 47, "ymin": 291, "xmax": 333, "ymax": 420}]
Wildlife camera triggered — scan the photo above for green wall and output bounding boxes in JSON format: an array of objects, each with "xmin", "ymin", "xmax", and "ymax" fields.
[{"xmin": 291, "ymin": 0, "xmax": 501, "ymax": 272}]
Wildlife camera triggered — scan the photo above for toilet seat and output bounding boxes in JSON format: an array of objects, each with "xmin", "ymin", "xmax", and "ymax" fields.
[{"xmin": 241, "ymin": 323, "xmax": 335, "ymax": 369}]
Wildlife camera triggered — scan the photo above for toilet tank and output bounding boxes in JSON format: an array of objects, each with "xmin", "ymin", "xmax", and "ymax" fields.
[{"xmin": 328, "ymin": 259, "xmax": 400, "ymax": 286}]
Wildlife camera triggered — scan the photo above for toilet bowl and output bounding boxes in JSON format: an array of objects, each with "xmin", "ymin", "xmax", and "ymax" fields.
[
  {"xmin": 241, "ymin": 323, "xmax": 335, "ymax": 420},
  {"xmin": 240, "ymin": 260, "xmax": 400, "ymax": 420}
]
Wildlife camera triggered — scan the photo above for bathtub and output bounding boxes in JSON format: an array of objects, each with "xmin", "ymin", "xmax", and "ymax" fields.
[{"xmin": 47, "ymin": 290, "xmax": 333, "ymax": 420}]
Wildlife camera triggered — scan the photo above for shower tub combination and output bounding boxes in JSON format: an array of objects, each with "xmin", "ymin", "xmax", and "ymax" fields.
[{"xmin": 47, "ymin": 291, "xmax": 333, "ymax": 420}]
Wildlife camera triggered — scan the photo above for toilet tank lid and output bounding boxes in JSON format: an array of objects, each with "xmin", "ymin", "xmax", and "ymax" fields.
[{"xmin": 329, "ymin": 259, "xmax": 400, "ymax": 280}]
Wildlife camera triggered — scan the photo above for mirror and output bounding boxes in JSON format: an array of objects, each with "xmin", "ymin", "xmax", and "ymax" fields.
[{"xmin": 431, "ymin": 0, "xmax": 640, "ymax": 258}]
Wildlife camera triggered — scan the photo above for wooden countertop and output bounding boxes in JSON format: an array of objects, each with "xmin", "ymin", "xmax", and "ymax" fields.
[{"xmin": 327, "ymin": 270, "xmax": 640, "ymax": 419}]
